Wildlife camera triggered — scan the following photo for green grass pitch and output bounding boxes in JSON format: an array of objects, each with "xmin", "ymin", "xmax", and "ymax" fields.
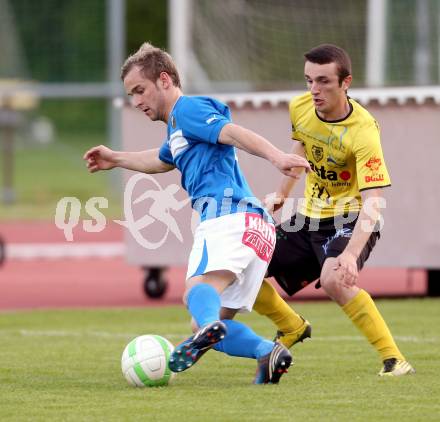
[
  {"xmin": 0, "ymin": 134, "xmax": 120, "ymax": 220},
  {"xmin": 1, "ymin": 299, "xmax": 439, "ymax": 421}
]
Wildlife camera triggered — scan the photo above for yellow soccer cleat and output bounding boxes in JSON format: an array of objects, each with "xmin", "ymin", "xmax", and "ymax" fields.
[
  {"xmin": 378, "ymin": 358, "xmax": 416, "ymax": 377},
  {"xmin": 274, "ymin": 317, "xmax": 312, "ymax": 349}
]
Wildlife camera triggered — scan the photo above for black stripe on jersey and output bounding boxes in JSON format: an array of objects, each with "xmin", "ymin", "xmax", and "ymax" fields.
[
  {"xmin": 359, "ymin": 184, "xmax": 391, "ymax": 192},
  {"xmin": 315, "ymin": 100, "xmax": 354, "ymax": 123}
]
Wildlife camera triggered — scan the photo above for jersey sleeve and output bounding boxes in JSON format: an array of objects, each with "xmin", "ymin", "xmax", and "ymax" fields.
[
  {"xmin": 289, "ymin": 97, "xmax": 303, "ymax": 144},
  {"xmin": 178, "ymin": 98, "xmax": 231, "ymax": 144},
  {"xmin": 158, "ymin": 140, "xmax": 174, "ymax": 165},
  {"xmin": 352, "ymin": 120, "xmax": 391, "ymax": 191}
]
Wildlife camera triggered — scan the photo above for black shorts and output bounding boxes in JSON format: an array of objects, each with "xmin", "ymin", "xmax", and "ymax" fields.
[{"xmin": 267, "ymin": 213, "xmax": 380, "ymax": 296}]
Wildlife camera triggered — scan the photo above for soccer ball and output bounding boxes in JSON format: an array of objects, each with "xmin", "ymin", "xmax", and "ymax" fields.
[{"xmin": 121, "ymin": 334, "xmax": 176, "ymax": 387}]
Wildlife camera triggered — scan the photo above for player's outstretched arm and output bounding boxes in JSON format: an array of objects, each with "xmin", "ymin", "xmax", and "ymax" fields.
[
  {"xmin": 334, "ymin": 188, "xmax": 386, "ymax": 287},
  {"xmin": 264, "ymin": 142, "xmax": 306, "ymax": 213},
  {"xmin": 218, "ymin": 123, "xmax": 310, "ymax": 177},
  {"xmin": 83, "ymin": 145, "xmax": 175, "ymax": 174},
  {"xmin": 344, "ymin": 188, "xmax": 385, "ymax": 258}
]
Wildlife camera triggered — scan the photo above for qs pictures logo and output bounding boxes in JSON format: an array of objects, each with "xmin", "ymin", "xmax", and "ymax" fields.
[{"xmin": 54, "ymin": 174, "xmax": 191, "ymax": 249}]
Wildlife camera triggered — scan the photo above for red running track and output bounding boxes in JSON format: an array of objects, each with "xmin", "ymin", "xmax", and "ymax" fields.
[{"xmin": 0, "ymin": 221, "xmax": 427, "ymax": 311}]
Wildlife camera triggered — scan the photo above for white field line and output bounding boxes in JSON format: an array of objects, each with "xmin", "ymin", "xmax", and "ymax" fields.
[
  {"xmin": 5, "ymin": 242, "xmax": 125, "ymax": 259},
  {"xmin": 0, "ymin": 329, "xmax": 183, "ymax": 340},
  {"xmin": 0, "ymin": 330, "xmax": 437, "ymax": 344},
  {"xmin": 316, "ymin": 335, "xmax": 440, "ymax": 343}
]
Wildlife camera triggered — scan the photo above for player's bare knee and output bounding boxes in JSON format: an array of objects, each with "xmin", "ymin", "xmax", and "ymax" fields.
[
  {"xmin": 186, "ymin": 270, "xmax": 236, "ymax": 297},
  {"xmin": 320, "ymin": 258, "xmax": 344, "ymax": 296},
  {"xmin": 220, "ymin": 307, "xmax": 238, "ymax": 320},
  {"xmin": 190, "ymin": 318, "xmax": 199, "ymax": 333}
]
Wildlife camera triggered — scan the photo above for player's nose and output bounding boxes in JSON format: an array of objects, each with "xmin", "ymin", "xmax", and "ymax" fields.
[
  {"xmin": 132, "ymin": 96, "xmax": 143, "ymax": 109},
  {"xmin": 310, "ymin": 83, "xmax": 320, "ymax": 94}
]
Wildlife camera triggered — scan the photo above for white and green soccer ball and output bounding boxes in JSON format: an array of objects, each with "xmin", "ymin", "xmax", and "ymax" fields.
[{"xmin": 121, "ymin": 334, "xmax": 175, "ymax": 387}]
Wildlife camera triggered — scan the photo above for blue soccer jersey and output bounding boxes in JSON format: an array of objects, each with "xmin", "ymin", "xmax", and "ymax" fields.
[{"xmin": 158, "ymin": 96, "xmax": 265, "ymax": 221}]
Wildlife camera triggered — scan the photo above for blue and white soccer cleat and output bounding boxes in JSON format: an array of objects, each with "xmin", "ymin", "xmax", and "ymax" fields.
[
  {"xmin": 254, "ymin": 342, "xmax": 293, "ymax": 384},
  {"xmin": 168, "ymin": 321, "xmax": 227, "ymax": 373}
]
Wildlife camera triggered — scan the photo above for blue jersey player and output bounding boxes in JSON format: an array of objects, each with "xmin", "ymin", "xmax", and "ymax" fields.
[{"xmin": 84, "ymin": 43, "xmax": 310, "ymax": 384}]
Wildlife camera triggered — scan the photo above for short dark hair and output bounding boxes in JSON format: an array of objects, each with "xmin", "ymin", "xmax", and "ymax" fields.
[
  {"xmin": 304, "ymin": 44, "xmax": 352, "ymax": 84},
  {"xmin": 120, "ymin": 42, "xmax": 181, "ymax": 88}
]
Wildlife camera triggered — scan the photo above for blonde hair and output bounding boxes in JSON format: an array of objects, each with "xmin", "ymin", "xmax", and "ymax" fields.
[{"xmin": 120, "ymin": 42, "xmax": 181, "ymax": 88}]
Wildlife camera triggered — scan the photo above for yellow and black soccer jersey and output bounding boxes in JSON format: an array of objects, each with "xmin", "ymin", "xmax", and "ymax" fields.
[{"xmin": 290, "ymin": 92, "xmax": 391, "ymax": 219}]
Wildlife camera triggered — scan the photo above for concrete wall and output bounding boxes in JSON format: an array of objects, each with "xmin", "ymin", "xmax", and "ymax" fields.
[{"xmin": 122, "ymin": 100, "xmax": 440, "ymax": 269}]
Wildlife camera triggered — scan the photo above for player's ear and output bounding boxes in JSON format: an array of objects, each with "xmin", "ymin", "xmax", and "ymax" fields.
[
  {"xmin": 341, "ymin": 75, "xmax": 352, "ymax": 91},
  {"xmin": 159, "ymin": 71, "xmax": 171, "ymax": 89}
]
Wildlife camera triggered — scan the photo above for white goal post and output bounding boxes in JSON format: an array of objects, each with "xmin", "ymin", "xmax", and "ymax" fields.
[{"xmin": 169, "ymin": 0, "xmax": 439, "ymax": 93}]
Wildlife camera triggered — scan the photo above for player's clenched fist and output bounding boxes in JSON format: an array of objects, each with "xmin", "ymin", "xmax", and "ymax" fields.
[
  {"xmin": 274, "ymin": 153, "xmax": 310, "ymax": 178},
  {"xmin": 83, "ymin": 145, "xmax": 117, "ymax": 173}
]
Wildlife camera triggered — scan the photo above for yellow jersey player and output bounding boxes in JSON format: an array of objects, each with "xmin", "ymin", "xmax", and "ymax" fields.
[{"xmin": 253, "ymin": 44, "xmax": 415, "ymax": 376}]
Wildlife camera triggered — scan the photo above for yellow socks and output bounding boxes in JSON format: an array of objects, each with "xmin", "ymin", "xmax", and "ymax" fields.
[
  {"xmin": 253, "ymin": 279, "xmax": 304, "ymax": 334},
  {"xmin": 342, "ymin": 289, "xmax": 404, "ymax": 361},
  {"xmin": 254, "ymin": 281, "xmax": 404, "ymax": 361}
]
